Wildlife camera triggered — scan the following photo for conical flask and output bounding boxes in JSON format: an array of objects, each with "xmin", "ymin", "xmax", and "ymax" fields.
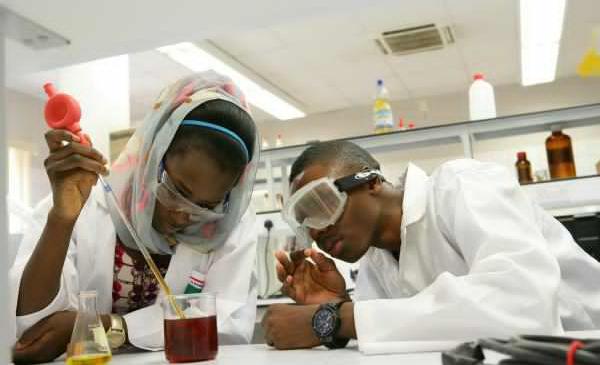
[{"xmin": 66, "ymin": 291, "xmax": 112, "ymax": 365}]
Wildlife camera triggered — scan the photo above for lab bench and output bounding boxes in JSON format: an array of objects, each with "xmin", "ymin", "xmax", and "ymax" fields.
[
  {"xmin": 41, "ymin": 343, "xmax": 442, "ymax": 365},
  {"xmin": 40, "ymin": 331, "xmax": 600, "ymax": 365}
]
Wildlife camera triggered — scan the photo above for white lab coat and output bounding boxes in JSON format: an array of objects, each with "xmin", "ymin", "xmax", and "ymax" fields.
[
  {"xmin": 9, "ymin": 185, "xmax": 258, "ymax": 350},
  {"xmin": 354, "ymin": 160, "xmax": 600, "ymax": 349}
]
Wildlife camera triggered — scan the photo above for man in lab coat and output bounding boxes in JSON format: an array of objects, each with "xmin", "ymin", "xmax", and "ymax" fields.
[{"xmin": 262, "ymin": 140, "xmax": 600, "ymax": 352}]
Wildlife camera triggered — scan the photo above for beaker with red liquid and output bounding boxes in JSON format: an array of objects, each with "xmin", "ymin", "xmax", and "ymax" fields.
[{"xmin": 162, "ymin": 293, "xmax": 218, "ymax": 363}]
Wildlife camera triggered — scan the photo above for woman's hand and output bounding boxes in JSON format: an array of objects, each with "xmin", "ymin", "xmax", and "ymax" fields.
[
  {"xmin": 44, "ymin": 130, "xmax": 108, "ymax": 222},
  {"xmin": 13, "ymin": 311, "xmax": 77, "ymax": 364}
]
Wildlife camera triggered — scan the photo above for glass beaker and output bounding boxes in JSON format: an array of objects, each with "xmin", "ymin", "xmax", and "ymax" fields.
[
  {"xmin": 162, "ymin": 293, "xmax": 218, "ymax": 363},
  {"xmin": 66, "ymin": 291, "xmax": 112, "ymax": 365}
]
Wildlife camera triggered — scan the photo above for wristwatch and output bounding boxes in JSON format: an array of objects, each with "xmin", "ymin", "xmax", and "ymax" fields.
[
  {"xmin": 311, "ymin": 301, "xmax": 350, "ymax": 349},
  {"xmin": 106, "ymin": 314, "xmax": 127, "ymax": 349}
]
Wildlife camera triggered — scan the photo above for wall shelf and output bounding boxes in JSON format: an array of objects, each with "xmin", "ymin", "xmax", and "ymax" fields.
[
  {"xmin": 260, "ymin": 103, "xmax": 600, "ymax": 167},
  {"xmin": 254, "ymin": 103, "xmax": 600, "ymax": 203}
]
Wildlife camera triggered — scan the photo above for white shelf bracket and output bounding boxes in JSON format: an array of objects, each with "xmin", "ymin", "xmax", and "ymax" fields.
[{"xmin": 460, "ymin": 133, "xmax": 475, "ymax": 159}]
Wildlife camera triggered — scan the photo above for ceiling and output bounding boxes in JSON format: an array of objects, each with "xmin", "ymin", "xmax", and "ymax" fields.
[
  {"xmin": 1, "ymin": 0, "xmax": 371, "ymax": 74},
  {"xmin": 208, "ymin": 0, "xmax": 600, "ymax": 119},
  {"xmin": 5, "ymin": 0, "xmax": 600, "ymax": 123}
]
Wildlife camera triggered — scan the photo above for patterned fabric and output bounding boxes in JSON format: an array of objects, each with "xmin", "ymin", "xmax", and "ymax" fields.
[
  {"xmin": 112, "ymin": 239, "xmax": 171, "ymax": 315},
  {"xmin": 105, "ymin": 71, "xmax": 260, "ymax": 255}
]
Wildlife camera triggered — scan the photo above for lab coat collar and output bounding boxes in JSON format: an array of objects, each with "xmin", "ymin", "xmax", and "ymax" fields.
[
  {"xmin": 400, "ymin": 163, "xmax": 429, "ymax": 230},
  {"xmin": 395, "ymin": 163, "xmax": 429, "ymax": 293}
]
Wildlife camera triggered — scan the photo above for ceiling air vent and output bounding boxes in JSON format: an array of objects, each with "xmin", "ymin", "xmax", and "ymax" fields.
[{"xmin": 375, "ymin": 24, "xmax": 455, "ymax": 56}]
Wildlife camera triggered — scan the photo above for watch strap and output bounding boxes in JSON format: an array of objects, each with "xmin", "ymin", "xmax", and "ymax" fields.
[{"xmin": 315, "ymin": 300, "xmax": 350, "ymax": 349}]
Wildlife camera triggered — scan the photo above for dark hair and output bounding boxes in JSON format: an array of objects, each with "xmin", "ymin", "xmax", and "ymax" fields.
[
  {"xmin": 166, "ymin": 100, "xmax": 256, "ymax": 175},
  {"xmin": 289, "ymin": 140, "xmax": 380, "ymax": 183}
]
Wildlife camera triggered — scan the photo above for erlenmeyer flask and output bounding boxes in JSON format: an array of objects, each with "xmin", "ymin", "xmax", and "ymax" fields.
[{"xmin": 66, "ymin": 291, "xmax": 112, "ymax": 365}]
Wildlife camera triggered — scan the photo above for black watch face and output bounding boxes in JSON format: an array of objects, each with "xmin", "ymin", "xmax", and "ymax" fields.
[{"xmin": 313, "ymin": 308, "xmax": 336, "ymax": 338}]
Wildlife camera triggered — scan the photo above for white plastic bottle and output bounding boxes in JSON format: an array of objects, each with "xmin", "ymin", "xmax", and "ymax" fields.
[
  {"xmin": 373, "ymin": 79, "xmax": 394, "ymax": 134},
  {"xmin": 468, "ymin": 73, "xmax": 496, "ymax": 120},
  {"xmin": 275, "ymin": 134, "xmax": 283, "ymax": 147}
]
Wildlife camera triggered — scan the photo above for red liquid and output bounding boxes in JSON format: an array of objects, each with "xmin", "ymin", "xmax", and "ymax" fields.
[{"xmin": 164, "ymin": 316, "xmax": 218, "ymax": 363}]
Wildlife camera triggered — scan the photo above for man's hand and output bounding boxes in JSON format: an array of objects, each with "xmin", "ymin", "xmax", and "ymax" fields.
[
  {"xmin": 13, "ymin": 311, "xmax": 77, "ymax": 364},
  {"xmin": 262, "ymin": 304, "xmax": 321, "ymax": 350},
  {"xmin": 275, "ymin": 248, "xmax": 347, "ymax": 305}
]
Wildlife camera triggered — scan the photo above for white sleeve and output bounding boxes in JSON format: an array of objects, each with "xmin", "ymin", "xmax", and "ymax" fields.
[
  {"xmin": 9, "ymin": 195, "xmax": 79, "ymax": 342},
  {"xmin": 354, "ymin": 162, "xmax": 563, "ymax": 348},
  {"xmin": 354, "ymin": 250, "xmax": 387, "ymax": 301},
  {"xmin": 124, "ymin": 210, "xmax": 259, "ymax": 350}
]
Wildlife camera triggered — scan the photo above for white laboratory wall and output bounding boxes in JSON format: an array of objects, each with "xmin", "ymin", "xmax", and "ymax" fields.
[
  {"xmin": 259, "ymin": 76, "xmax": 600, "ymax": 144},
  {"xmin": 258, "ymin": 76, "xmax": 600, "ymax": 178},
  {"xmin": 6, "ymin": 89, "xmax": 49, "ymax": 206},
  {"xmin": 1, "ymin": 35, "xmax": 8, "ymax": 365},
  {"xmin": 55, "ymin": 55, "xmax": 131, "ymax": 158},
  {"xmin": 6, "ymin": 53, "xmax": 133, "ymax": 207}
]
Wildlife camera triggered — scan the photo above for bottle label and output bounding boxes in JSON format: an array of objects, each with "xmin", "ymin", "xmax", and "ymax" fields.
[{"xmin": 184, "ymin": 270, "xmax": 206, "ymax": 294}]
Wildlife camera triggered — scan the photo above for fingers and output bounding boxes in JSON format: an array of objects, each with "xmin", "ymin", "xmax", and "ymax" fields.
[
  {"xmin": 280, "ymin": 275, "xmax": 297, "ymax": 301},
  {"xmin": 83, "ymin": 133, "xmax": 93, "ymax": 147},
  {"xmin": 308, "ymin": 249, "xmax": 337, "ymax": 272},
  {"xmin": 44, "ymin": 131, "xmax": 108, "ymax": 177},
  {"xmin": 44, "ymin": 130, "xmax": 81, "ymax": 152},
  {"xmin": 13, "ymin": 322, "xmax": 54, "ymax": 364},
  {"xmin": 45, "ymin": 153, "xmax": 109, "ymax": 176},
  {"xmin": 294, "ymin": 263, "xmax": 307, "ymax": 302},
  {"xmin": 15, "ymin": 317, "xmax": 51, "ymax": 350},
  {"xmin": 275, "ymin": 249, "xmax": 312, "ymax": 303},
  {"xmin": 277, "ymin": 263, "xmax": 297, "ymax": 301},
  {"xmin": 289, "ymin": 249, "xmax": 309, "ymax": 265},
  {"xmin": 275, "ymin": 262, "xmax": 286, "ymax": 283},
  {"xmin": 13, "ymin": 332, "xmax": 52, "ymax": 363},
  {"xmin": 274, "ymin": 250, "xmax": 294, "ymax": 276},
  {"xmin": 46, "ymin": 141, "xmax": 106, "ymax": 165}
]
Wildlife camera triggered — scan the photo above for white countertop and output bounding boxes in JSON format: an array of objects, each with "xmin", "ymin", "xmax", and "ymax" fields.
[
  {"xmin": 39, "ymin": 331, "xmax": 600, "ymax": 364},
  {"xmin": 42, "ymin": 343, "xmax": 444, "ymax": 365}
]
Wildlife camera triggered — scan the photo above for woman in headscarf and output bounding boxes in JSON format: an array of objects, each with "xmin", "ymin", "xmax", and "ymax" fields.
[{"xmin": 11, "ymin": 71, "xmax": 260, "ymax": 364}]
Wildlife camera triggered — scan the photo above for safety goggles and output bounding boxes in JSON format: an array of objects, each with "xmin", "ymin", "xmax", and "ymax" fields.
[
  {"xmin": 282, "ymin": 169, "xmax": 382, "ymax": 236},
  {"xmin": 154, "ymin": 165, "xmax": 228, "ymax": 222}
]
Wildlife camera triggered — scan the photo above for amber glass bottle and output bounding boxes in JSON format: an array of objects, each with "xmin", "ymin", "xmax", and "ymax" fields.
[
  {"xmin": 546, "ymin": 128, "xmax": 576, "ymax": 179},
  {"xmin": 515, "ymin": 152, "xmax": 533, "ymax": 184}
]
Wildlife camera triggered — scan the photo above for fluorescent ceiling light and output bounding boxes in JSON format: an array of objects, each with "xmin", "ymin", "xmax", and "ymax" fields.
[
  {"xmin": 157, "ymin": 42, "xmax": 305, "ymax": 120},
  {"xmin": 519, "ymin": 0, "xmax": 567, "ymax": 86}
]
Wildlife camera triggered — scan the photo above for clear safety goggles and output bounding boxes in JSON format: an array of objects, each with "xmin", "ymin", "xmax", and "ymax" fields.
[
  {"xmin": 154, "ymin": 167, "xmax": 228, "ymax": 222},
  {"xmin": 282, "ymin": 169, "xmax": 382, "ymax": 235}
]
